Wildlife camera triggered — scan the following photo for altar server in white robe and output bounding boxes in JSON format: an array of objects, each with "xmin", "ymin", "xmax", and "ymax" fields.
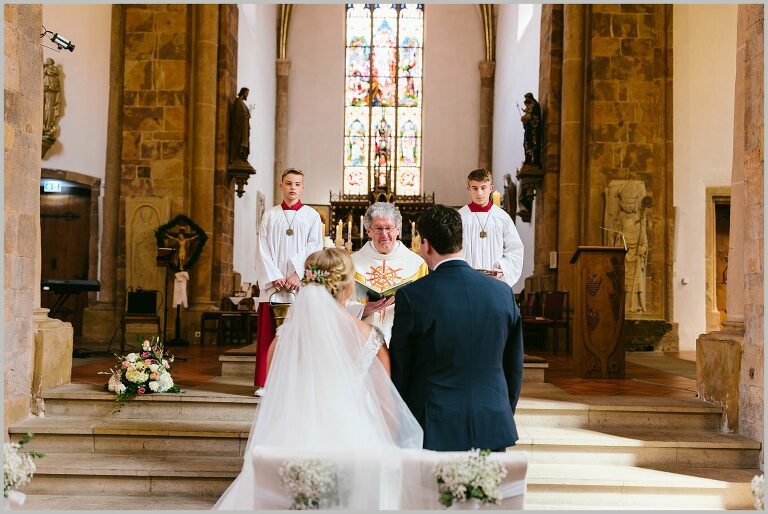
[
  {"xmin": 459, "ymin": 168, "xmax": 524, "ymax": 288},
  {"xmin": 254, "ymin": 168, "xmax": 322, "ymax": 394},
  {"xmin": 350, "ymin": 202, "xmax": 428, "ymax": 345}
]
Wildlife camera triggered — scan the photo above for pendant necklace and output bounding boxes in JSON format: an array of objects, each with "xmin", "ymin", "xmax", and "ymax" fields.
[
  {"xmin": 474, "ymin": 211, "xmax": 491, "ymax": 239},
  {"xmin": 282, "ymin": 209, "xmax": 297, "ymax": 236}
]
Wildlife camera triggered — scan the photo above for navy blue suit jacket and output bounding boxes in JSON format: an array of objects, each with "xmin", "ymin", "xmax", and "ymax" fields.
[{"xmin": 389, "ymin": 259, "xmax": 524, "ymax": 451}]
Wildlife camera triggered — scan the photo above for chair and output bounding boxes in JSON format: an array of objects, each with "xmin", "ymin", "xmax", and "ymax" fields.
[
  {"xmin": 523, "ymin": 291, "xmax": 570, "ymax": 353},
  {"xmin": 519, "ymin": 291, "xmax": 539, "ymax": 318},
  {"xmin": 123, "ymin": 290, "xmax": 161, "ymax": 350}
]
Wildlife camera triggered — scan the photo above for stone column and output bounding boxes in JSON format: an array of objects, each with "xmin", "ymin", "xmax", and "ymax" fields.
[
  {"xmin": 737, "ymin": 3, "xmax": 763, "ymax": 452},
  {"xmin": 4, "ymin": 4, "xmax": 48, "ymax": 429},
  {"xmin": 478, "ymin": 61, "xmax": 495, "ymax": 172},
  {"xmin": 188, "ymin": 4, "xmax": 219, "ymax": 312},
  {"xmin": 529, "ymin": 4, "xmax": 563, "ymax": 293},
  {"xmin": 555, "ymin": 5, "xmax": 586, "ymax": 298},
  {"xmin": 697, "ymin": 5, "xmax": 763, "ymax": 435},
  {"xmin": 273, "ymin": 59, "xmax": 292, "ymax": 204},
  {"xmin": 82, "ymin": 5, "xmax": 125, "ymax": 340}
]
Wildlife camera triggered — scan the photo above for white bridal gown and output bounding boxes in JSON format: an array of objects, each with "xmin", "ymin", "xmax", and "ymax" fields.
[{"xmin": 213, "ymin": 284, "xmax": 424, "ymax": 510}]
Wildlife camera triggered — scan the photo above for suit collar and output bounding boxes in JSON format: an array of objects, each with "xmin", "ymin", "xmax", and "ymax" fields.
[{"xmin": 432, "ymin": 258, "xmax": 469, "ymax": 272}]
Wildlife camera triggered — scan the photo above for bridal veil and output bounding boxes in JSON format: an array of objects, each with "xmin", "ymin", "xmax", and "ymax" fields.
[{"xmin": 214, "ymin": 284, "xmax": 424, "ymax": 510}]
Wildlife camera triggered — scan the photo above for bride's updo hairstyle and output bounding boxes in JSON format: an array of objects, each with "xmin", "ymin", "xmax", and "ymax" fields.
[{"xmin": 302, "ymin": 248, "xmax": 355, "ymax": 300}]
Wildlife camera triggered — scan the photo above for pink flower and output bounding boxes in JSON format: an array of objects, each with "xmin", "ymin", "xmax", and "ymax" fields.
[
  {"xmin": 121, "ymin": 361, "xmax": 129, "ymax": 369},
  {"xmin": 144, "ymin": 359, "xmax": 152, "ymax": 366},
  {"xmin": 306, "ymin": 270, "xmax": 315, "ymax": 280},
  {"xmin": 141, "ymin": 352, "xmax": 150, "ymax": 358},
  {"xmin": 150, "ymin": 372, "xmax": 159, "ymax": 380},
  {"xmin": 137, "ymin": 387, "xmax": 146, "ymax": 395}
]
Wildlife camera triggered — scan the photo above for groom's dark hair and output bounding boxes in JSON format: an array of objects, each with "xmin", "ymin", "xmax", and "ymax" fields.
[{"xmin": 417, "ymin": 205, "xmax": 462, "ymax": 255}]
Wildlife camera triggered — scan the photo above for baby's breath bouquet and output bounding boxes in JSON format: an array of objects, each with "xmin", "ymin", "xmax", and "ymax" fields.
[
  {"xmin": 99, "ymin": 336, "xmax": 179, "ymax": 407},
  {"xmin": 433, "ymin": 448, "xmax": 507, "ymax": 508},
  {"xmin": 4, "ymin": 433, "xmax": 44, "ymax": 502},
  {"xmin": 278, "ymin": 459, "xmax": 339, "ymax": 510}
]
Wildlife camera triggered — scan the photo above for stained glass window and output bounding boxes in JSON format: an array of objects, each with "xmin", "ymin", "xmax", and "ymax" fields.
[{"xmin": 344, "ymin": 4, "xmax": 424, "ymax": 196}]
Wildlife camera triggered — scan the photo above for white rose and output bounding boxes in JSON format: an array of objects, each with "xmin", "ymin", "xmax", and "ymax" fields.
[
  {"xmin": 148, "ymin": 381, "xmax": 160, "ymax": 392},
  {"xmin": 162, "ymin": 359, "xmax": 169, "ymax": 369},
  {"xmin": 149, "ymin": 363, "xmax": 160, "ymax": 372},
  {"xmin": 157, "ymin": 372, "xmax": 174, "ymax": 392},
  {"xmin": 142, "ymin": 340, "xmax": 151, "ymax": 350},
  {"xmin": 116, "ymin": 382, "xmax": 127, "ymax": 393},
  {"xmin": 126, "ymin": 353, "xmax": 138, "ymax": 363}
]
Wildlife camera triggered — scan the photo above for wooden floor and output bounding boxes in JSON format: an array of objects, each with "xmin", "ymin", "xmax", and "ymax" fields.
[{"xmin": 70, "ymin": 341, "xmax": 699, "ymax": 398}]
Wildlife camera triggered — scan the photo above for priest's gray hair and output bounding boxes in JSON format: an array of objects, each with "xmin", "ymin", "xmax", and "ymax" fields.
[{"xmin": 364, "ymin": 202, "xmax": 402, "ymax": 231}]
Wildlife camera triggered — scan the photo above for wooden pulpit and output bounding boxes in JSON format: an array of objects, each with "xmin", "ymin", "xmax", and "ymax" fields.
[{"xmin": 570, "ymin": 246, "xmax": 627, "ymax": 378}]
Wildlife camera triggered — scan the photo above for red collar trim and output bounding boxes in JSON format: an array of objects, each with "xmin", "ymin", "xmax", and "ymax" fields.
[
  {"xmin": 281, "ymin": 200, "xmax": 303, "ymax": 211},
  {"xmin": 467, "ymin": 201, "xmax": 493, "ymax": 213}
]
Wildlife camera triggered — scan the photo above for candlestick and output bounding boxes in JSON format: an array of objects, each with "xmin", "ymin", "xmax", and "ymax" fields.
[{"xmin": 492, "ymin": 190, "xmax": 501, "ymax": 207}]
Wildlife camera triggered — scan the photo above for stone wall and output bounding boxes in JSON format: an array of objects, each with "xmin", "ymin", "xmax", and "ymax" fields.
[
  {"xmin": 585, "ymin": 5, "xmax": 673, "ymax": 322},
  {"xmin": 737, "ymin": 3, "xmax": 763, "ymax": 456},
  {"xmin": 4, "ymin": 4, "xmax": 44, "ymax": 430}
]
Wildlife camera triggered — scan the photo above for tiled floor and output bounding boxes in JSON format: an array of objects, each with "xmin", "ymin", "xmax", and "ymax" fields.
[{"xmin": 70, "ymin": 341, "xmax": 699, "ymax": 398}]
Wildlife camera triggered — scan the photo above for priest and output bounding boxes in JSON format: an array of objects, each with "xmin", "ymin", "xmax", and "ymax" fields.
[{"xmin": 350, "ymin": 202, "xmax": 428, "ymax": 345}]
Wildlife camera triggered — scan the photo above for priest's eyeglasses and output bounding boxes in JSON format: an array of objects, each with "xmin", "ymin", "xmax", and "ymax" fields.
[{"xmin": 370, "ymin": 226, "xmax": 398, "ymax": 234}]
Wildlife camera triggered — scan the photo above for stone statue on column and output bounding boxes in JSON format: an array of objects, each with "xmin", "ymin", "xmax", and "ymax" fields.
[
  {"xmin": 229, "ymin": 87, "xmax": 251, "ymax": 164},
  {"xmin": 228, "ymin": 87, "xmax": 256, "ymax": 197},
  {"xmin": 42, "ymin": 58, "xmax": 62, "ymax": 158},
  {"xmin": 521, "ymin": 92, "xmax": 542, "ymax": 168}
]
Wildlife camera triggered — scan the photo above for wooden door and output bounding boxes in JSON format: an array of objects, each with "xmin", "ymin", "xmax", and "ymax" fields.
[{"xmin": 40, "ymin": 186, "xmax": 91, "ymax": 336}]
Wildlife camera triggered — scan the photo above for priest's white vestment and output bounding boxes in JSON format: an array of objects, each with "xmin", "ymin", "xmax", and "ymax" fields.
[{"xmin": 351, "ymin": 241, "xmax": 428, "ymax": 345}]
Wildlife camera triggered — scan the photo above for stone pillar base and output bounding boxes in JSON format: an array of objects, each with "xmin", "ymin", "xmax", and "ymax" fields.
[
  {"xmin": 696, "ymin": 324, "xmax": 744, "ymax": 432},
  {"xmin": 32, "ymin": 308, "xmax": 74, "ymax": 415},
  {"xmin": 81, "ymin": 303, "xmax": 118, "ymax": 343},
  {"xmin": 624, "ymin": 319, "xmax": 679, "ymax": 352}
]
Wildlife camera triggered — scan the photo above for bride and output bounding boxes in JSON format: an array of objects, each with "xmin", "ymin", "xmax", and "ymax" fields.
[{"xmin": 214, "ymin": 248, "xmax": 424, "ymax": 510}]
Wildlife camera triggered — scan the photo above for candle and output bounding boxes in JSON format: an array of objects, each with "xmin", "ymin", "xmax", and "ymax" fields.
[
  {"xmin": 321, "ymin": 222, "xmax": 325, "ymax": 237},
  {"xmin": 411, "ymin": 221, "xmax": 416, "ymax": 236},
  {"xmin": 336, "ymin": 221, "xmax": 342, "ymax": 241},
  {"xmin": 492, "ymin": 190, "xmax": 501, "ymax": 207},
  {"xmin": 348, "ymin": 220, "xmax": 352, "ymax": 237},
  {"xmin": 360, "ymin": 215, "xmax": 365, "ymax": 240}
]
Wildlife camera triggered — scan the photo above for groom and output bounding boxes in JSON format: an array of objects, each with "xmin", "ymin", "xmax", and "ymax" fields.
[{"xmin": 389, "ymin": 204, "xmax": 524, "ymax": 452}]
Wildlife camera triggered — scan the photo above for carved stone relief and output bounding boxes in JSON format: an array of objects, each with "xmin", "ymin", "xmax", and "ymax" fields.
[
  {"xmin": 603, "ymin": 179, "xmax": 651, "ymax": 314},
  {"xmin": 126, "ymin": 197, "xmax": 171, "ymax": 305}
]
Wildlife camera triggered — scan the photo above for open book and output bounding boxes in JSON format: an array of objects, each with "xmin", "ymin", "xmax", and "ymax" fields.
[{"xmin": 357, "ymin": 279, "xmax": 412, "ymax": 302}]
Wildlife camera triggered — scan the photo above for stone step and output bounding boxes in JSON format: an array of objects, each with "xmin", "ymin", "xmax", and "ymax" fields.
[
  {"xmin": 9, "ymin": 416, "xmax": 252, "ymax": 456},
  {"xmin": 12, "ymin": 415, "xmax": 758, "ymax": 469},
  {"xmin": 19, "ymin": 494, "xmax": 219, "ymax": 510},
  {"xmin": 42, "ymin": 382, "xmax": 260, "ymax": 422},
  {"xmin": 523, "ymin": 464, "xmax": 759, "ymax": 510},
  {"xmin": 19, "ymin": 454, "xmax": 759, "ymax": 509},
  {"xmin": 220, "ymin": 351, "xmax": 550, "ymax": 382},
  {"xmin": 20, "ymin": 453, "xmax": 241, "ymax": 497},
  {"xmin": 42, "ymin": 382, "xmax": 720, "ymax": 432}
]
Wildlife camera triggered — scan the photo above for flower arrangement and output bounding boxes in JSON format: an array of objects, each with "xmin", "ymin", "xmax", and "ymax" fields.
[
  {"xmin": 100, "ymin": 336, "xmax": 180, "ymax": 407},
  {"xmin": 433, "ymin": 448, "xmax": 507, "ymax": 508},
  {"xmin": 752, "ymin": 474, "xmax": 764, "ymax": 510},
  {"xmin": 4, "ymin": 433, "xmax": 44, "ymax": 501},
  {"xmin": 302, "ymin": 266, "xmax": 331, "ymax": 286},
  {"xmin": 278, "ymin": 459, "xmax": 339, "ymax": 510}
]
